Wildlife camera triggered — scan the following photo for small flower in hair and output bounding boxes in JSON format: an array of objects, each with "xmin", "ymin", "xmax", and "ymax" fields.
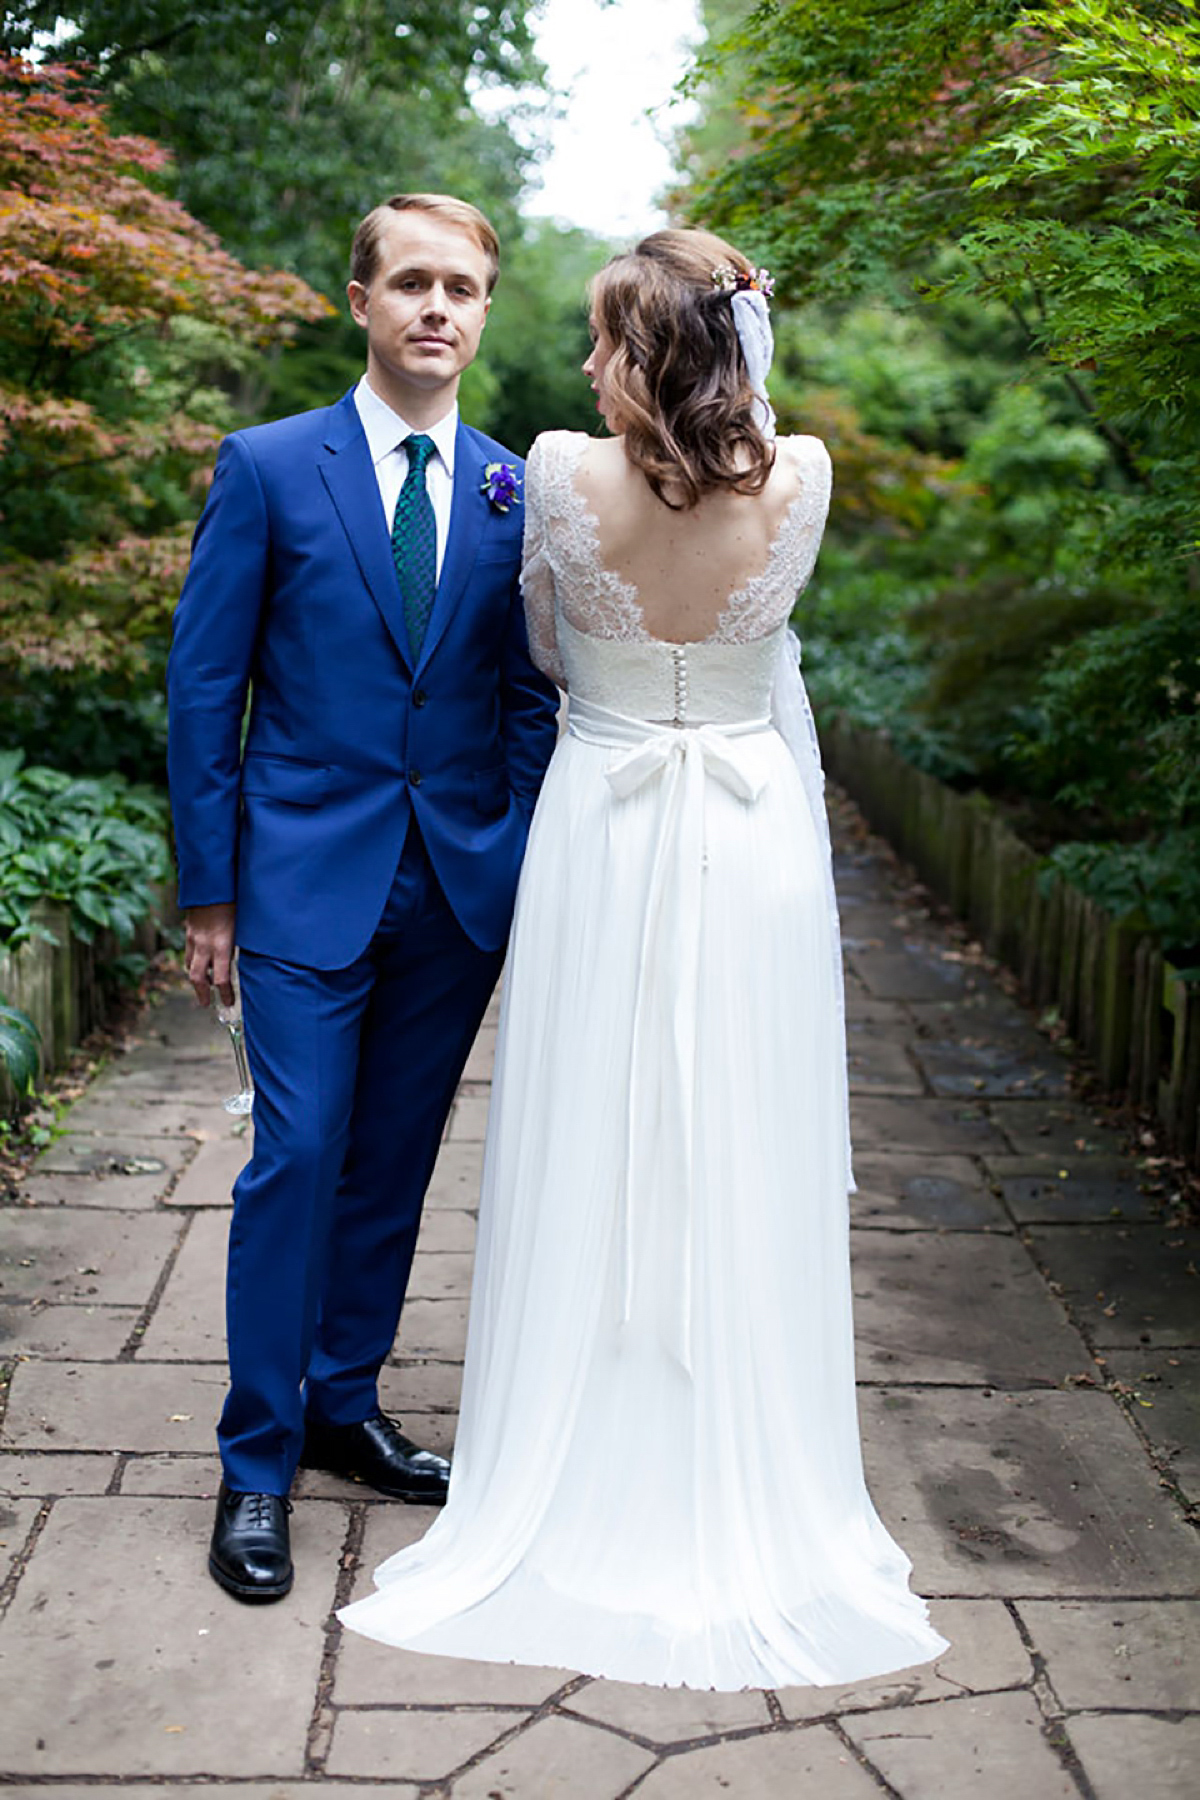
[
  {"xmin": 480, "ymin": 461, "xmax": 522, "ymax": 512},
  {"xmin": 712, "ymin": 263, "xmax": 775, "ymax": 299}
]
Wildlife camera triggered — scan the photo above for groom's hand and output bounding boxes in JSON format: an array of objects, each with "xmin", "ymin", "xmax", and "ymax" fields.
[{"xmin": 185, "ymin": 903, "xmax": 237, "ymax": 1009}]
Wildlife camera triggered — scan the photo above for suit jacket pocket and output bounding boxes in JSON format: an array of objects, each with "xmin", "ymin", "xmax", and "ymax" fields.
[
  {"xmin": 473, "ymin": 763, "xmax": 510, "ymax": 816},
  {"xmin": 240, "ymin": 752, "xmax": 333, "ymax": 807}
]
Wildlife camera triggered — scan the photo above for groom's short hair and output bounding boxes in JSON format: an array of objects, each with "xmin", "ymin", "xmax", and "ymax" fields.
[{"xmin": 351, "ymin": 194, "xmax": 501, "ymax": 294}]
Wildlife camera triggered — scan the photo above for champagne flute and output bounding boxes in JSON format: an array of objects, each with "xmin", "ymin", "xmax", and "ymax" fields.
[{"xmin": 213, "ymin": 993, "xmax": 254, "ymax": 1116}]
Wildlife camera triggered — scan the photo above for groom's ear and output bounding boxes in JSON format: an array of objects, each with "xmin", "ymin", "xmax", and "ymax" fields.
[{"xmin": 347, "ymin": 280, "xmax": 370, "ymax": 328}]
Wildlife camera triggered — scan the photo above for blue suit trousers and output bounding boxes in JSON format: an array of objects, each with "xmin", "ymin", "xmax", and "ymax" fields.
[{"xmin": 218, "ymin": 822, "xmax": 504, "ymax": 1495}]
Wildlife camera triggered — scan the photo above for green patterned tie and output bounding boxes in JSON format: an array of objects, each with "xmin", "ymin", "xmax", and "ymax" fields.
[{"xmin": 391, "ymin": 433, "xmax": 437, "ymax": 658}]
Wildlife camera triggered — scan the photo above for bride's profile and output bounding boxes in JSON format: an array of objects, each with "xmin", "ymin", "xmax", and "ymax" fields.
[{"xmin": 339, "ymin": 226, "xmax": 949, "ymax": 1689}]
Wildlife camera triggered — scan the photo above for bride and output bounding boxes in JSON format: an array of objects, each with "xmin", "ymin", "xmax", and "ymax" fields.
[{"xmin": 339, "ymin": 228, "xmax": 948, "ymax": 1690}]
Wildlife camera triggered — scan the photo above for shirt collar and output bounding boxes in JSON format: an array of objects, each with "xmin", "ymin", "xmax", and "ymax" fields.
[{"xmin": 354, "ymin": 374, "xmax": 458, "ymax": 476}]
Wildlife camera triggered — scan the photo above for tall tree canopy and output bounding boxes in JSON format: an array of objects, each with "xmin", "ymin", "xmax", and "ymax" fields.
[
  {"xmin": 682, "ymin": 0, "xmax": 1200, "ymax": 953},
  {"xmin": 3, "ymin": 1, "xmax": 544, "ymax": 297},
  {"xmin": 0, "ymin": 54, "xmax": 328, "ymax": 763}
]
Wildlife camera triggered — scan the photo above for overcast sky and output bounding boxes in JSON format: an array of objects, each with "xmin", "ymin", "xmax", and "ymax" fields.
[{"xmin": 516, "ymin": 0, "xmax": 702, "ymax": 242}]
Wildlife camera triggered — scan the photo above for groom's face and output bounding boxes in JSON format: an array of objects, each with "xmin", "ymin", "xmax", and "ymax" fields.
[{"xmin": 348, "ymin": 210, "xmax": 492, "ymax": 400}]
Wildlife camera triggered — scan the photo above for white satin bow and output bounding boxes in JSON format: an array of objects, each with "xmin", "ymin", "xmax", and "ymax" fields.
[{"xmin": 604, "ymin": 724, "xmax": 768, "ymax": 1375}]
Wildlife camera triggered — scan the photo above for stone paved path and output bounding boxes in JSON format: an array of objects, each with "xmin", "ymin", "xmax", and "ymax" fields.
[{"xmin": 2, "ymin": 800, "xmax": 1198, "ymax": 1798}]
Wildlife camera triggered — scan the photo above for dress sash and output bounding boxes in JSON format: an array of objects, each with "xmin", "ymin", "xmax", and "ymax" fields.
[{"xmin": 568, "ymin": 694, "xmax": 773, "ymax": 1374}]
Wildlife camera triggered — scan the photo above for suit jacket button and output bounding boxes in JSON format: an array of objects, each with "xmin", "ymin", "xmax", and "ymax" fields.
[
  {"xmin": 409, "ymin": 768, "xmax": 422, "ymax": 787},
  {"xmin": 412, "ymin": 689, "xmax": 427, "ymax": 708}
]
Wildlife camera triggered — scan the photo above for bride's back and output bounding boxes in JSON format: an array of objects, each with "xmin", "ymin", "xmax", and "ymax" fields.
[{"xmin": 572, "ymin": 436, "xmax": 808, "ymax": 644}]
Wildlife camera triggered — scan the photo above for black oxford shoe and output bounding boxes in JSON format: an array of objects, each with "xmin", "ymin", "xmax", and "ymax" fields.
[
  {"xmin": 301, "ymin": 1410, "xmax": 450, "ymax": 1504},
  {"xmin": 208, "ymin": 1483, "xmax": 294, "ymax": 1602}
]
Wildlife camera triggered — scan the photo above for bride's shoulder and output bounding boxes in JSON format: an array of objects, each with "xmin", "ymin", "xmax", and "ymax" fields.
[
  {"xmin": 776, "ymin": 433, "xmax": 832, "ymax": 474},
  {"xmin": 528, "ymin": 429, "xmax": 589, "ymax": 470}
]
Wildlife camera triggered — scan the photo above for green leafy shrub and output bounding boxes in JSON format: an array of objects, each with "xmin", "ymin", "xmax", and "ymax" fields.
[
  {"xmin": 0, "ymin": 996, "xmax": 40, "ymax": 1094},
  {"xmin": 0, "ymin": 752, "xmax": 171, "ymax": 951}
]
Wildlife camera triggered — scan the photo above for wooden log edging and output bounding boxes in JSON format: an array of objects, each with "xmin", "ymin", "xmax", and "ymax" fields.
[
  {"xmin": 823, "ymin": 715, "xmax": 1200, "ymax": 1167},
  {"xmin": 0, "ymin": 895, "xmax": 170, "ymax": 1114}
]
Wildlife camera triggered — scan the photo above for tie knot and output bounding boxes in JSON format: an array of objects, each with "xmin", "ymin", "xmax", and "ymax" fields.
[{"xmin": 405, "ymin": 433, "xmax": 435, "ymax": 475}]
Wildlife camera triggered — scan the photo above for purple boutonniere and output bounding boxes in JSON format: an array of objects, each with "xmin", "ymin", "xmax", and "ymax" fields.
[{"xmin": 481, "ymin": 461, "xmax": 522, "ymax": 513}]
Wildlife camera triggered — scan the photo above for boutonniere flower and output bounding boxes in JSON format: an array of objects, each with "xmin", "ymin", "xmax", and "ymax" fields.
[{"xmin": 481, "ymin": 461, "xmax": 522, "ymax": 513}]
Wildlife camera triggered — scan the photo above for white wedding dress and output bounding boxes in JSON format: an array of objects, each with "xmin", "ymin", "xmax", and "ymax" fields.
[{"xmin": 339, "ymin": 430, "xmax": 948, "ymax": 1689}]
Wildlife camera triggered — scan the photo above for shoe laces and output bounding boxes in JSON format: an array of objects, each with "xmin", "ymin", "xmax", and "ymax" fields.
[{"xmin": 238, "ymin": 1491, "xmax": 292, "ymax": 1526}]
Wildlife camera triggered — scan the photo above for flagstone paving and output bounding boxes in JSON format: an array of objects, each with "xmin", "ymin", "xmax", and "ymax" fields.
[{"xmin": 1, "ymin": 799, "xmax": 1197, "ymax": 1797}]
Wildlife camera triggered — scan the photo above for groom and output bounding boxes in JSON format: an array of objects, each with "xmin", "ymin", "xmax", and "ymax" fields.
[{"xmin": 167, "ymin": 194, "xmax": 559, "ymax": 1602}]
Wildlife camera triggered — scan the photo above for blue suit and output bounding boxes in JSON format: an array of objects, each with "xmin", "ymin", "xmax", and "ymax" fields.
[{"xmin": 167, "ymin": 389, "xmax": 559, "ymax": 1494}]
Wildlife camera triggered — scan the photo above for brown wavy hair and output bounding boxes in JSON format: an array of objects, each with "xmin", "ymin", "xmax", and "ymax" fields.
[{"xmin": 589, "ymin": 228, "xmax": 775, "ymax": 510}]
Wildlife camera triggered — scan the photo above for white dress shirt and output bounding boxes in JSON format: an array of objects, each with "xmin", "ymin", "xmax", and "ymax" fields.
[{"xmin": 354, "ymin": 375, "xmax": 458, "ymax": 580}]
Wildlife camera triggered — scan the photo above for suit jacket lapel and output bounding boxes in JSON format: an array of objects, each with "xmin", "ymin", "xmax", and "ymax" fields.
[
  {"xmin": 317, "ymin": 391, "xmax": 412, "ymax": 670},
  {"xmin": 416, "ymin": 421, "xmax": 487, "ymax": 675}
]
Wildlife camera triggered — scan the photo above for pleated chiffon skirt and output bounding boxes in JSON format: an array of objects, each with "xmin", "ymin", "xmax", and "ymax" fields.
[{"xmin": 339, "ymin": 702, "xmax": 948, "ymax": 1689}]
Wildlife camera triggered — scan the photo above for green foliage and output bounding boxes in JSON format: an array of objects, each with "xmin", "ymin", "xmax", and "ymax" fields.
[
  {"xmin": 476, "ymin": 219, "xmax": 613, "ymax": 454},
  {"xmin": 4, "ymin": 0, "xmax": 545, "ymax": 300},
  {"xmin": 0, "ymin": 996, "xmax": 41, "ymax": 1095},
  {"xmin": 681, "ymin": 0, "xmax": 1200, "ymax": 952},
  {"xmin": 0, "ymin": 750, "xmax": 171, "ymax": 950}
]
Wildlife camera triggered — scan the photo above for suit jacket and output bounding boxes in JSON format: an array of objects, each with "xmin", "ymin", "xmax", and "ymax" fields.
[{"xmin": 166, "ymin": 388, "xmax": 560, "ymax": 968}]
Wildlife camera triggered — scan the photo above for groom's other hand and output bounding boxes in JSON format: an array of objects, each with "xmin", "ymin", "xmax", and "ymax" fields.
[{"xmin": 186, "ymin": 903, "xmax": 237, "ymax": 1008}]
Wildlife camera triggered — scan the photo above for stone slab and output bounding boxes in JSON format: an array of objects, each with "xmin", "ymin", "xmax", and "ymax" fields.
[
  {"xmin": 84, "ymin": 1044, "xmax": 231, "ymax": 1101},
  {"xmin": 1066, "ymin": 1714, "xmax": 1200, "ymax": 1800},
  {"xmin": 326, "ymin": 1708, "xmax": 517, "ymax": 1782},
  {"xmin": 845, "ymin": 1033, "xmax": 925, "ymax": 1096},
  {"xmin": 0, "ymin": 1789, "xmax": 414, "ymax": 1800},
  {"xmin": 1025, "ymin": 1225, "xmax": 1200, "ymax": 1349},
  {"xmin": 999, "ymin": 1161, "xmax": 1154, "ymax": 1224},
  {"xmin": 850, "ymin": 946, "xmax": 972, "ymax": 1002},
  {"xmin": 447, "ymin": 1091, "xmax": 490, "ymax": 1142},
  {"xmin": 842, "ymin": 995, "xmax": 912, "ymax": 1029},
  {"xmin": 335, "ymin": 1507, "xmax": 570, "ymax": 1706},
  {"xmin": 376, "ymin": 1369, "xmax": 455, "ymax": 1452},
  {"xmin": 136, "ymin": 985, "xmax": 234, "ymax": 1053},
  {"xmin": 379, "ymin": 1359, "xmax": 463, "ymax": 1412},
  {"xmin": 1015, "ymin": 1599, "xmax": 1200, "ymax": 1709},
  {"xmin": 59, "ymin": 1093, "xmax": 221, "ymax": 1139},
  {"xmin": 634, "ymin": 1723, "xmax": 880, "ymax": 1799},
  {"xmin": 462, "ymin": 1025, "xmax": 497, "ymax": 1083},
  {"xmin": 851, "ymin": 1152, "xmax": 1010, "ymax": 1232},
  {"xmin": 850, "ymin": 1096, "xmax": 1007, "ymax": 1155},
  {"xmin": 778, "ymin": 1598, "xmax": 1030, "ymax": 1719},
  {"xmin": 14, "ymin": 1166, "xmax": 182, "ymax": 1211},
  {"xmin": 426, "ymin": 1142, "xmax": 484, "ymax": 1210},
  {"xmin": 0, "ymin": 1496, "xmax": 345, "ymax": 1776},
  {"xmin": 31, "ymin": 1132, "xmax": 194, "ymax": 1184},
  {"xmin": 0, "ymin": 1453, "xmax": 116, "ymax": 1496},
  {"xmin": 0, "ymin": 1494, "xmax": 38, "ymax": 1583},
  {"xmin": 119, "ymin": 1454, "xmax": 222, "ymax": 1497},
  {"xmin": 395, "ymin": 1298, "xmax": 469, "ymax": 1361},
  {"xmin": 1103, "ymin": 1349, "xmax": 1200, "ymax": 1498},
  {"xmin": 844, "ymin": 1690, "xmax": 1076, "ymax": 1798},
  {"xmin": 414, "ymin": 1207, "xmax": 477, "ymax": 1254},
  {"xmin": 405, "ymin": 1251, "xmax": 475, "ymax": 1301},
  {"xmin": 852, "ymin": 1229, "xmax": 1084, "ymax": 1386},
  {"xmin": 0, "ymin": 1302, "xmax": 139, "ymax": 1359},
  {"xmin": 0, "ymin": 1209, "xmax": 183, "ymax": 1307},
  {"xmin": 987, "ymin": 1100, "xmax": 1126, "ymax": 1159},
  {"xmin": 165, "ymin": 1129, "xmax": 250, "ymax": 1208},
  {"xmin": 449, "ymin": 1714, "xmax": 657, "ymax": 1798},
  {"xmin": 913, "ymin": 1039, "xmax": 1068, "ymax": 1100},
  {"xmin": 1, "ymin": 1362, "xmax": 223, "ymax": 1453},
  {"xmin": 138, "ymin": 1211, "xmax": 227, "ymax": 1361},
  {"xmin": 859, "ymin": 1387, "xmax": 1200, "ymax": 1597},
  {"xmin": 565, "ymin": 1681, "xmax": 771, "ymax": 1742}
]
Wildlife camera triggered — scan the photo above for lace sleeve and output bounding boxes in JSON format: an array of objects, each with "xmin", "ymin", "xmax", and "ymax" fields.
[{"xmin": 520, "ymin": 436, "xmax": 567, "ymax": 690}]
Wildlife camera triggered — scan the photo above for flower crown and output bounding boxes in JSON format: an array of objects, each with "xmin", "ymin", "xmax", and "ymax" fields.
[{"xmin": 711, "ymin": 263, "xmax": 775, "ymax": 299}]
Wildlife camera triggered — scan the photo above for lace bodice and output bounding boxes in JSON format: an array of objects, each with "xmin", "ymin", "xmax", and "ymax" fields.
[{"xmin": 520, "ymin": 429, "xmax": 833, "ymax": 693}]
